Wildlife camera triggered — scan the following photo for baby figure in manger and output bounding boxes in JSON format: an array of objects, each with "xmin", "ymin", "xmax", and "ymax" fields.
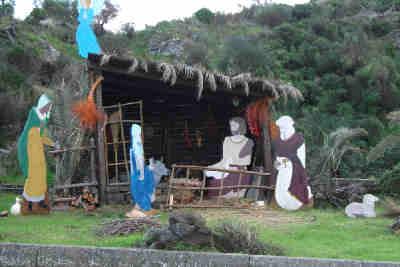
[{"xmin": 205, "ymin": 117, "xmax": 254, "ymax": 198}]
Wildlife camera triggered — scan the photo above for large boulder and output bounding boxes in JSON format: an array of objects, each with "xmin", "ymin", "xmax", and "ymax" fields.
[{"xmin": 143, "ymin": 211, "xmax": 213, "ymax": 249}]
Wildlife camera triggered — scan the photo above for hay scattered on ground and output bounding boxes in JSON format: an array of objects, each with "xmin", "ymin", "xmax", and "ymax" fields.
[
  {"xmin": 200, "ymin": 208, "xmax": 315, "ymax": 227},
  {"xmin": 96, "ymin": 218, "xmax": 161, "ymax": 236}
]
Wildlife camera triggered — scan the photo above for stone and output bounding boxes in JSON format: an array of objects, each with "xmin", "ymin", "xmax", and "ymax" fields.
[{"xmin": 148, "ymin": 38, "xmax": 185, "ymax": 58}]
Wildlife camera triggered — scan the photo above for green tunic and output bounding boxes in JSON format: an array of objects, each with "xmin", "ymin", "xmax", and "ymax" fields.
[{"xmin": 17, "ymin": 108, "xmax": 53, "ymax": 202}]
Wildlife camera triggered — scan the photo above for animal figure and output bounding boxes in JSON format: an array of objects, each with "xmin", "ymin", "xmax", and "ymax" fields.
[
  {"xmin": 345, "ymin": 194, "xmax": 379, "ymax": 218},
  {"xmin": 10, "ymin": 197, "xmax": 22, "ymax": 216},
  {"xmin": 274, "ymin": 157, "xmax": 304, "ymax": 211}
]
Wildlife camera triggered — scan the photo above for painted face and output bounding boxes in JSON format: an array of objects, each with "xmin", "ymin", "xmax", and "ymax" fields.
[{"xmin": 230, "ymin": 120, "xmax": 240, "ymax": 133}]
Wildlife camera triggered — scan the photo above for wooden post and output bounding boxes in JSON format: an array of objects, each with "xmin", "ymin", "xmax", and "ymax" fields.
[
  {"xmin": 262, "ymin": 121, "xmax": 273, "ymax": 203},
  {"xmin": 89, "ymin": 138, "xmax": 96, "ymax": 185},
  {"xmin": 94, "ymin": 72, "xmax": 107, "ymax": 205},
  {"xmin": 236, "ymin": 172, "xmax": 243, "ymax": 202},
  {"xmin": 167, "ymin": 166, "xmax": 176, "ymax": 210},
  {"xmin": 118, "ymin": 103, "xmax": 130, "ymax": 179},
  {"xmin": 199, "ymin": 171, "xmax": 206, "ymax": 203}
]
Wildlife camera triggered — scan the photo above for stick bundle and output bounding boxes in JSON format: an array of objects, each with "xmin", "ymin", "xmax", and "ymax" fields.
[{"xmin": 96, "ymin": 218, "xmax": 161, "ymax": 236}]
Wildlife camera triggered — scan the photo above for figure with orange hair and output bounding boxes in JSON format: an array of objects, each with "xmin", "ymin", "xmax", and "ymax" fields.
[{"xmin": 72, "ymin": 77, "xmax": 105, "ymax": 131}]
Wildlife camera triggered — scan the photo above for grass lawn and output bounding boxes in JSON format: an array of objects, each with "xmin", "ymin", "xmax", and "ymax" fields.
[{"xmin": 0, "ymin": 192, "xmax": 399, "ymax": 262}]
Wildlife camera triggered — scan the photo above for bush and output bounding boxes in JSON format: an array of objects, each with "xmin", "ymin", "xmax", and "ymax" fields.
[
  {"xmin": 379, "ymin": 162, "xmax": 400, "ymax": 195},
  {"xmin": 292, "ymin": 4, "xmax": 312, "ymax": 20},
  {"xmin": 255, "ymin": 4, "xmax": 292, "ymax": 28},
  {"xmin": 185, "ymin": 42, "xmax": 209, "ymax": 66},
  {"xmin": 369, "ymin": 18, "xmax": 393, "ymax": 37},
  {"xmin": 213, "ymin": 221, "xmax": 284, "ymax": 256},
  {"xmin": 25, "ymin": 7, "xmax": 46, "ymax": 24},
  {"xmin": 121, "ymin": 22, "xmax": 135, "ymax": 39},
  {"xmin": 195, "ymin": 8, "xmax": 215, "ymax": 24},
  {"xmin": 218, "ymin": 36, "xmax": 270, "ymax": 74}
]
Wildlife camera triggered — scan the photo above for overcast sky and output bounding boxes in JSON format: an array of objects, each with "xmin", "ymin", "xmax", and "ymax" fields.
[{"xmin": 14, "ymin": 0, "xmax": 309, "ymax": 31}]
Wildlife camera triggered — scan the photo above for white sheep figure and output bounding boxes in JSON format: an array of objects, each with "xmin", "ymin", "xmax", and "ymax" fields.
[
  {"xmin": 10, "ymin": 197, "xmax": 22, "ymax": 216},
  {"xmin": 345, "ymin": 194, "xmax": 379, "ymax": 218}
]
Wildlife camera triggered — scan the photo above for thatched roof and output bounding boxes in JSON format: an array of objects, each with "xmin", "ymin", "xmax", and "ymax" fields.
[{"xmin": 88, "ymin": 54, "xmax": 303, "ymax": 101}]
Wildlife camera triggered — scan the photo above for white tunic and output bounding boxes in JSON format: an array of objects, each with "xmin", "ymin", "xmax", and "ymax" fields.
[{"xmin": 205, "ymin": 135, "xmax": 253, "ymax": 179}]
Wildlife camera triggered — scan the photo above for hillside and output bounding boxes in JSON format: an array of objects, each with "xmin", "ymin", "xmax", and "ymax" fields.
[{"xmin": 0, "ymin": 0, "xmax": 399, "ymax": 196}]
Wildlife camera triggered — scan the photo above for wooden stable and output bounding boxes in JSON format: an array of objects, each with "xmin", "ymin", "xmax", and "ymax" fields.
[{"xmin": 87, "ymin": 54, "xmax": 302, "ymax": 206}]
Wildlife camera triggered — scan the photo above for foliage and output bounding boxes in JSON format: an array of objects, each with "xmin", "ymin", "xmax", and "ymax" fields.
[
  {"xmin": 185, "ymin": 41, "xmax": 209, "ymax": 66},
  {"xmin": 318, "ymin": 128, "xmax": 368, "ymax": 178},
  {"xmin": 0, "ymin": 0, "xmax": 14, "ymax": 17},
  {"xmin": 94, "ymin": 0, "xmax": 119, "ymax": 36},
  {"xmin": 218, "ymin": 36, "xmax": 271, "ymax": 75},
  {"xmin": 378, "ymin": 162, "xmax": 400, "ymax": 195},
  {"xmin": 292, "ymin": 4, "xmax": 312, "ymax": 20},
  {"xmin": 213, "ymin": 221, "xmax": 284, "ymax": 255},
  {"xmin": 194, "ymin": 8, "xmax": 215, "ymax": 24},
  {"xmin": 41, "ymin": 0, "xmax": 76, "ymax": 21},
  {"xmin": 255, "ymin": 4, "xmax": 292, "ymax": 28},
  {"xmin": 25, "ymin": 7, "xmax": 47, "ymax": 24},
  {"xmin": 121, "ymin": 22, "xmax": 135, "ymax": 39}
]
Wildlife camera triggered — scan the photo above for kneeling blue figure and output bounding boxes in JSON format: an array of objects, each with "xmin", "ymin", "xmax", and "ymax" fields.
[{"xmin": 129, "ymin": 124, "xmax": 154, "ymax": 212}]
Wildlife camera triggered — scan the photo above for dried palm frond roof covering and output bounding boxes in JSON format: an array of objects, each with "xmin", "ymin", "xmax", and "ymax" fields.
[{"xmin": 88, "ymin": 54, "xmax": 303, "ymax": 101}]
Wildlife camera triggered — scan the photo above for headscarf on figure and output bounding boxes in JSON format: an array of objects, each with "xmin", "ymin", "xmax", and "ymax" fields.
[
  {"xmin": 17, "ymin": 94, "xmax": 54, "ymax": 214},
  {"xmin": 128, "ymin": 124, "xmax": 155, "ymax": 214}
]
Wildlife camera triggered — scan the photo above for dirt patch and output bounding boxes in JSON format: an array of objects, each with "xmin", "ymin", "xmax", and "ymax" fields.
[{"xmin": 199, "ymin": 208, "xmax": 314, "ymax": 227}]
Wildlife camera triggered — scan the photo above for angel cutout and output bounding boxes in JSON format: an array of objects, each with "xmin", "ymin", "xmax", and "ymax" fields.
[{"xmin": 76, "ymin": 0, "xmax": 103, "ymax": 58}]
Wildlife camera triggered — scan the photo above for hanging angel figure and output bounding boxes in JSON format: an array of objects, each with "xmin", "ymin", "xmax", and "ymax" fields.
[{"xmin": 76, "ymin": 0, "xmax": 103, "ymax": 58}]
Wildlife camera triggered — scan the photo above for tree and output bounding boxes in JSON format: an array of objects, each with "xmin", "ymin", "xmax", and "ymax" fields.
[
  {"xmin": 194, "ymin": 8, "xmax": 214, "ymax": 24},
  {"xmin": 94, "ymin": 0, "xmax": 119, "ymax": 36},
  {"xmin": 121, "ymin": 22, "xmax": 135, "ymax": 39},
  {"xmin": 0, "ymin": 0, "xmax": 14, "ymax": 17}
]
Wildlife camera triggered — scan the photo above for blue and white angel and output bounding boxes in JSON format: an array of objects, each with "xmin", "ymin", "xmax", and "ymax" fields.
[{"xmin": 76, "ymin": 0, "xmax": 103, "ymax": 58}]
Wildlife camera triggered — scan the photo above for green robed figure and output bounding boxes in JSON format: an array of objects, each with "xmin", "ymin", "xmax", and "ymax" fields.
[{"xmin": 17, "ymin": 94, "xmax": 54, "ymax": 215}]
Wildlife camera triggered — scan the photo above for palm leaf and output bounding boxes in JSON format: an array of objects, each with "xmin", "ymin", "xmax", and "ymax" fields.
[{"xmin": 367, "ymin": 134, "xmax": 400, "ymax": 162}]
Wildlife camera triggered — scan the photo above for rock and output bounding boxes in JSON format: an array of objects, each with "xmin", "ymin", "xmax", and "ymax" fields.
[
  {"xmin": 391, "ymin": 217, "xmax": 400, "ymax": 235},
  {"xmin": 143, "ymin": 211, "xmax": 213, "ymax": 249},
  {"xmin": 0, "ymin": 211, "xmax": 8, "ymax": 217},
  {"xmin": 148, "ymin": 38, "xmax": 185, "ymax": 57},
  {"xmin": 169, "ymin": 210, "xmax": 206, "ymax": 228},
  {"xmin": 39, "ymin": 18, "xmax": 60, "ymax": 28},
  {"xmin": 169, "ymin": 222, "xmax": 197, "ymax": 238},
  {"xmin": 40, "ymin": 41, "xmax": 61, "ymax": 64}
]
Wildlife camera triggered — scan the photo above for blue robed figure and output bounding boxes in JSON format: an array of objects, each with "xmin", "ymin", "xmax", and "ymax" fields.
[
  {"xmin": 129, "ymin": 124, "xmax": 155, "ymax": 212},
  {"xmin": 76, "ymin": 0, "xmax": 102, "ymax": 58}
]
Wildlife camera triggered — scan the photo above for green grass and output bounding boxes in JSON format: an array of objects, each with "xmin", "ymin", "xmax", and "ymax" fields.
[
  {"xmin": 0, "ymin": 175, "xmax": 25, "ymax": 185},
  {"xmin": 0, "ymin": 193, "xmax": 399, "ymax": 262}
]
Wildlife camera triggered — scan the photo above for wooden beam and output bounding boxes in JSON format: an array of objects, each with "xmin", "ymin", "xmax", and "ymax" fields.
[
  {"xmin": 262, "ymin": 121, "xmax": 274, "ymax": 203},
  {"xmin": 94, "ymin": 72, "xmax": 108, "ymax": 205}
]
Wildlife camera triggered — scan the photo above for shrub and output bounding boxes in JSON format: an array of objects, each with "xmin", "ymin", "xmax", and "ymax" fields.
[
  {"xmin": 292, "ymin": 4, "xmax": 312, "ymax": 20},
  {"xmin": 213, "ymin": 221, "xmax": 284, "ymax": 256},
  {"xmin": 379, "ymin": 162, "xmax": 400, "ymax": 195},
  {"xmin": 255, "ymin": 4, "xmax": 292, "ymax": 28},
  {"xmin": 25, "ymin": 7, "xmax": 46, "ymax": 24},
  {"xmin": 195, "ymin": 8, "xmax": 215, "ymax": 24},
  {"xmin": 369, "ymin": 18, "xmax": 393, "ymax": 37},
  {"xmin": 185, "ymin": 42, "xmax": 209, "ymax": 66},
  {"xmin": 218, "ymin": 36, "xmax": 269, "ymax": 74},
  {"xmin": 121, "ymin": 22, "xmax": 135, "ymax": 39}
]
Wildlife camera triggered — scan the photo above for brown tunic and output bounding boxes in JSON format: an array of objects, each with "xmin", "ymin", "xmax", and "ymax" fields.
[{"xmin": 272, "ymin": 133, "xmax": 310, "ymax": 204}]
